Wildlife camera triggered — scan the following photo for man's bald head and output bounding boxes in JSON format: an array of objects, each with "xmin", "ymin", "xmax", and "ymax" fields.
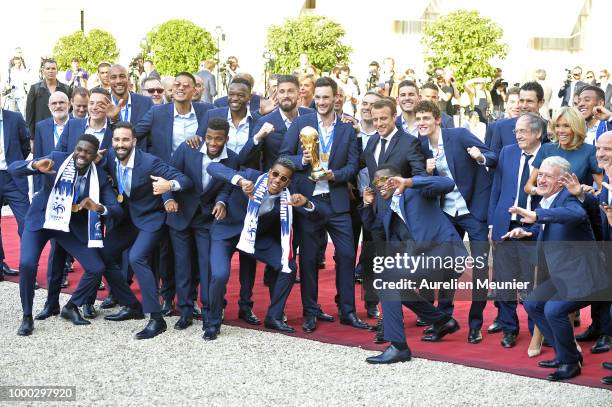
[
  {"xmin": 48, "ymin": 91, "xmax": 70, "ymax": 121},
  {"xmin": 596, "ymin": 131, "xmax": 612, "ymax": 172}
]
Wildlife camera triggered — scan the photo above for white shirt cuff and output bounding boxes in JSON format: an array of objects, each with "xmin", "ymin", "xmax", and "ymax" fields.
[{"xmin": 231, "ymin": 175, "xmax": 243, "ymax": 185}]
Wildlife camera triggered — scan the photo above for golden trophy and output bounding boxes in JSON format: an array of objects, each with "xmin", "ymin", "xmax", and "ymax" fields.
[{"xmin": 299, "ymin": 126, "xmax": 326, "ymax": 181}]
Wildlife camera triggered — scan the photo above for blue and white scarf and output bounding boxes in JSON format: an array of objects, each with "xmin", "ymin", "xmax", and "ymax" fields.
[
  {"xmin": 236, "ymin": 173, "xmax": 293, "ymax": 273},
  {"xmin": 43, "ymin": 155, "xmax": 103, "ymax": 248}
]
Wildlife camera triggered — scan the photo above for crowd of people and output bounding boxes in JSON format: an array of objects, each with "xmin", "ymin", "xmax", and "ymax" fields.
[{"xmin": 1, "ymin": 47, "xmax": 612, "ymax": 386}]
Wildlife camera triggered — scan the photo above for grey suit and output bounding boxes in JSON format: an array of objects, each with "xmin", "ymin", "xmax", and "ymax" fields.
[{"xmin": 196, "ymin": 69, "xmax": 217, "ymax": 103}]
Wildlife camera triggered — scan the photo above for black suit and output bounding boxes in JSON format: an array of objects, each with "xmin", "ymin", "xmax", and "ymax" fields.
[
  {"xmin": 558, "ymin": 80, "xmax": 586, "ymax": 107},
  {"xmin": 25, "ymin": 81, "xmax": 71, "ymax": 136}
]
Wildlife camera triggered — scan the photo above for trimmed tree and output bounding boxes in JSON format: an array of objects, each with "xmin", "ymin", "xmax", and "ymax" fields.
[
  {"xmin": 266, "ymin": 15, "xmax": 352, "ymax": 74},
  {"xmin": 421, "ymin": 10, "xmax": 508, "ymax": 89},
  {"xmin": 53, "ymin": 29, "xmax": 119, "ymax": 73},
  {"xmin": 143, "ymin": 19, "xmax": 217, "ymax": 76}
]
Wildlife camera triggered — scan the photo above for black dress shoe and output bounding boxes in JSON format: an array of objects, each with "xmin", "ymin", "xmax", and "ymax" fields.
[
  {"xmin": 135, "ymin": 318, "xmax": 167, "ymax": 340},
  {"xmin": 501, "ymin": 332, "xmax": 517, "ymax": 348},
  {"xmin": 161, "ymin": 300, "xmax": 175, "ymax": 317},
  {"xmin": 367, "ymin": 306, "xmax": 380, "ymax": 319},
  {"xmin": 17, "ymin": 316, "xmax": 33, "ymax": 336},
  {"xmin": 192, "ymin": 304, "xmax": 202, "ymax": 318},
  {"xmin": 104, "ymin": 306, "xmax": 145, "ymax": 321},
  {"xmin": 340, "ymin": 312, "xmax": 370, "ymax": 330},
  {"xmin": 487, "ymin": 320, "xmax": 503, "ymax": 334},
  {"xmin": 467, "ymin": 328, "xmax": 483, "ymax": 344},
  {"xmin": 60, "ymin": 305, "xmax": 90, "ymax": 325},
  {"xmin": 602, "ymin": 376, "xmax": 612, "ymax": 385},
  {"xmin": 174, "ymin": 317, "xmax": 193, "ymax": 330},
  {"xmin": 575, "ymin": 325, "xmax": 600, "ymax": 342},
  {"xmin": 64, "ymin": 261, "xmax": 74, "ymax": 273},
  {"xmin": 98, "ymin": 281, "xmax": 105, "ymax": 290},
  {"xmin": 2, "ymin": 262, "xmax": 18, "ymax": 276},
  {"xmin": 82, "ymin": 304, "xmax": 97, "ymax": 319},
  {"xmin": 60, "ymin": 273, "xmax": 69, "ymax": 288},
  {"xmin": 591, "ymin": 335, "xmax": 612, "ymax": 354},
  {"xmin": 238, "ymin": 309, "xmax": 261, "ymax": 325},
  {"xmin": 203, "ymin": 326, "xmax": 219, "ymax": 341},
  {"xmin": 302, "ymin": 316, "xmax": 317, "ymax": 333},
  {"xmin": 34, "ymin": 304, "xmax": 60, "ymax": 320},
  {"xmin": 547, "ymin": 363, "xmax": 581, "ymax": 381},
  {"xmin": 423, "ymin": 325, "xmax": 434, "ymax": 335},
  {"xmin": 538, "ymin": 359, "xmax": 560, "ymax": 368},
  {"xmin": 264, "ymin": 318, "xmax": 295, "ymax": 333},
  {"xmin": 100, "ymin": 294, "xmax": 118, "ymax": 309},
  {"xmin": 422, "ymin": 318, "xmax": 460, "ymax": 342},
  {"xmin": 603, "ymin": 362, "xmax": 612, "ymax": 370},
  {"xmin": 316, "ymin": 309, "xmax": 335, "ymax": 322},
  {"xmin": 415, "ymin": 317, "xmax": 429, "ymax": 327},
  {"xmin": 366, "ymin": 345, "xmax": 411, "ymax": 364}
]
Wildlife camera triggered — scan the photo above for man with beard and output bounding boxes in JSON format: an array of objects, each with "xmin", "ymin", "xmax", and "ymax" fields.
[
  {"xmin": 9, "ymin": 134, "xmax": 128, "ymax": 336},
  {"xmin": 107, "ymin": 64, "xmax": 153, "ymax": 151},
  {"xmin": 100, "ymin": 122, "xmax": 192, "ymax": 339}
]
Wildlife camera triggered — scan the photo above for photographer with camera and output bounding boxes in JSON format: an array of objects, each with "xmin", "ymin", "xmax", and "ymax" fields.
[
  {"xmin": 366, "ymin": 61, "xmax": 380, "ymax": 92},
  {"xmin": 558, "ymin": 66, "xmax": 586, "ymax": 107},
  {"xmin": 490, "ymin": 68, "xmax": 508, "ymax": 120}
]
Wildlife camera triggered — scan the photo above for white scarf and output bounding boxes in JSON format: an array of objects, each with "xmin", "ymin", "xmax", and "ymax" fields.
[
  {"xmin": 236, "ymin": 173, "xmax": 293, "ymax": 273},
  {"xmin": 43, "ymin": 155, "xmax": 103, "ymax": 248}
]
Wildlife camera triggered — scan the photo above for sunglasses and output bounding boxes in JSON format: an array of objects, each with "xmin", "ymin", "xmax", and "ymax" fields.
[
  {"xmin": 270, "ymin": 170, "xmax": 290, "ymax": 183},
  {"xmin": 373, "ymin": 175, "xmax": 389, "ymax": 188},
  {"xmin": 145, "ymin": 88, "xmax": 164, "ymax": 94}
]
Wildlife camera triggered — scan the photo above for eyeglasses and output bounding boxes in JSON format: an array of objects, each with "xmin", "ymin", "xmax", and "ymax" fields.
[
  {"xmin": 145, "ymin": 88, "xmax": 164, "ymax": 94},
  {"xmin": 270, "ymin": 170, "xmax": 290, "ymax": 183}
]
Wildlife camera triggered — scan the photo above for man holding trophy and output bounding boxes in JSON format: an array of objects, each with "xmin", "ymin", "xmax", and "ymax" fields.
[{"xmin": 280, "ymin": 77, "xmax": 370, "ymax": 333}]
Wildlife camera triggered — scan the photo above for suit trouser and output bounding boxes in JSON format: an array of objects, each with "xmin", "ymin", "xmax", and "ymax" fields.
[
  {"xmin": 383, "ymin": 289, "xmax": 451, "ymax": 343},
  {"xmin": 208, "ymin": 236, "xmax": 295, "ymax": 329},
  {"xmin": 589, "ymin": 302, "xmax": 612, "ymax": 334},
  {"xmin": 298, "ymin": 195, "xmax": 356, "ymax": 317},
  {"xmin": 0, "ymin": 171, "xmax": 29, "ymax": 261},
  {"xmin": 524, "ymin": 280, "xmax": 588, "ymax": 364},
  {"xmin": 44, "ymin": 240, "xmax": 69, "ymax": 307},
  {"xmin": 238, "ymin": 252, "xmax": 257, "ymax": 311},
  {"xmin": 100, "ymin": 220, "xmax": 164, "ymax": 314},
  {"xmin": 493, "ymin": 238, "xmax": 535, "ymax": 335},
  {"xmin": 168, "ymin": 211, "xmax": 213, "ymax": 320},
  {"xmin": 19, "ymin": 228, "xmax": 133, "ymax": 316}
]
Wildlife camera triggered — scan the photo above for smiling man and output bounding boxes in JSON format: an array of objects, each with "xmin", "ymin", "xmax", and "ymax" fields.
[
  {"xmin": 394, "ymin": 80, "xmax": 420, "ymax": 137},
  {"xmin": 577, "ymin": 85, "xmax": 610, "ymax": 145}
]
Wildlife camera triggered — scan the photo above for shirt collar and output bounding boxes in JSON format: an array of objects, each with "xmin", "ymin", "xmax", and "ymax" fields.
[
  {"xmin": 174, "ymin": 104, "xmax": 196, "ymax": 119},
  {"xmin": 541, "ymin": 190, "xmax": 561, "ymax": 207},
  {"xmin": 87, "ymin": 118, "xmax": 107, "ymax": 133},
  {"xmin": 317, "ymin": 113, "xmax": 337, "ymax": 130},
  {"xmin": 54, "ymin": 116, "xmax": 69, "ymax": 126},
  {"xmin": 359, "ymin": 121, "xmax": 377, "ymax": 136},
  {"xmin": 279, "ymin": 108, "xmax": 298, "ymax": 126},
  {"xmin": 119, "ymin": 148, "xmax": 136, "ymax": 169},
  {"xmin": 226, "ymin": 106, "xmax": 252, "ymax": 124},
  {"xmin": 522, "ymin": 144, "xmax": 541, "ymax": 158},
  {"xmin": 380, "ymin": 127, "xmax": 398, "ymax": 142},
  {"xmin": 199, "ymin": 144, "xmax": 228, "ymax": 162}
]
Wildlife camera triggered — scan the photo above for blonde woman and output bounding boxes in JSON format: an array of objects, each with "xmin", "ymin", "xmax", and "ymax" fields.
[{"xmin": 525, "ymin": 107, "xmax": 603, "ymax": 194}]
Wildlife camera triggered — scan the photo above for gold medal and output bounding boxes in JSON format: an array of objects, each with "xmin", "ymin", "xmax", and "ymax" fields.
[
  {"xmin": 320, "ymin": 152, "xmax": 329, "ymax": 162},
  {"xmin": 117, "ymin": 194, "xmax": 124, "ymax": 203},
  {"xmin": 71, "ymin": 204, "xmax": 80, "ymax": 213}
]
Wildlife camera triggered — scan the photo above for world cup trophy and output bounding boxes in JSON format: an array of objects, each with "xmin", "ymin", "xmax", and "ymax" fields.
[{"xmin": 299, "ymin": 126, "xmax": 326, "ymax": 181}]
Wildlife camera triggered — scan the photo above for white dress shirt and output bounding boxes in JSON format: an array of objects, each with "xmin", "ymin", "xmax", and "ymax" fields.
[
  {"xmin": 400, "ymin": 114, "xmax": 418, "ymax": 137},
  {"xmin": 312, "ymin": 114, "xmax": 336, "ymax": 196},
  {"xmin": 511, "ymin": 145, "xmax": 541, "ymax": 220},
  {"xmin": 172, "ymin": 104, "xmax": 198, "ymax": 153},
  {"xmin": 390, "ymin": 192, "xmax": 406, "ymax": 223},
  {"xmin": 116, "ymin": 148, "xmax": 136, "ymax": 196},
  {"xmin": 373, "ymin": 128, "xmax": 398, "ymax": 165},
  {"xmin": 200, "ymin": 144, "xmax": 228, "ymax": 191},
  {"xmin": 85, "ymin": 118, "xmax": 108, "ymax": 147},
  {"xmin": 227, "ymin": 107, "xmax": 252, "ymax": 153}
]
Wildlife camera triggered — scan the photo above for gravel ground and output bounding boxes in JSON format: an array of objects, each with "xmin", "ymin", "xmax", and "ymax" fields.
[{"xmin": 0, "ymin": 283, "xmax": 610, "ymax": 406}]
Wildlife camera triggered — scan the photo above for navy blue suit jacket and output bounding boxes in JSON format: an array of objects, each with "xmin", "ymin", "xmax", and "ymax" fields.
[
  {"xmin": 1, "ymin": 109, "xmax": 31, "ymax": 195},
  {"xmin": 104, "ymin": 148, "xmax": 193, "ymax": 232},
  {"xmin": 363, "ymin": 128, "xmax": 427, "ymax": 182},
  {"xmin": 163, "ymin": 144, "xmax": 239, "ymax": 231},
  {"xmin": 8, "ymin": 151, "xmax": 122, "ymax": 244},
  {"xmin": 240, "ymin": 107, "xmax": 315, "ymax": 171},
  {"xmin": 279, "ymin": 113, "xmax": 359, "ymax": 213},
  {"xmin": 206, "ymin": 163, "xmax": 321, "ymax": 242},
  {"xmin": 489, "ymin": 117, "xmax": 518, "ymax": 156},
  {"xmin": 133, "ymin": 102, "xmax": 213, "ymax": 163},
  {"xmin": 33, "ymin": 117, "xmax": 60, "ymax": 192},
  {"xmin": 600, "ymin": 175, "xmax": 612, "ymax": 242},
  {"xmin": 56, "ymin": 117, "xmax": 113, "ymax": 153},
  {"xmin": 214, "ymin": 94, "xmax": 261, "ymax": 113},
  {"xmin": 523, "ymin": 188, "xmax": 610, "ymax": 299},
  {"xmin": 124, "ymin": 92, "xmax": 154, "ymax": 150},
  {"xmin": 488, "ymin": 144, "xmax": 542, "ymax": 240},
  {"xmin": 419, "ymin": 128, "xmax": 496, "ymax": 222}
]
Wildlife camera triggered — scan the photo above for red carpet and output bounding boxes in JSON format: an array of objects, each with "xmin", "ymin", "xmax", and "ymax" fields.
[{"xmin": 2, "ymin": 216, "xmax": 610, "ymax": 389}]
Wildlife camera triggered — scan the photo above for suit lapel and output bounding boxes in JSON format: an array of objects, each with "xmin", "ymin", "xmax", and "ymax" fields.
[
  {"xmin": 165, "ymin": 104, "xmax": 174, "ymax": 158},
  {"xmin": 441, "ymin": 130, "xmax": 457, "ymax": 178},
  {"xmin": 2, "ymin": 115, "xmax": 8, "ymax": 153},
  {"xmin": 381, "ymin": 132, "xmax": 400, "ymax": 163},
  {"xmin": 328, "ymin": 117, "xmax": 342, "ymax": 164}
]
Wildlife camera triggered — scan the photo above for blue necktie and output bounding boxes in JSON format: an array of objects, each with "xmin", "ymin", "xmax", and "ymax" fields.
[
  {"xmin": 377, "ymin": 138, "xmax": 387, "ymax": 165},
  {"xmin": 517, "ymin": 153, "xmax": 533, "ymax": 209}
]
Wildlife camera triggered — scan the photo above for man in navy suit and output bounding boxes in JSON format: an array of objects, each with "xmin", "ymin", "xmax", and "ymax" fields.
[
  {"xmin": 191, "ymin": 76, "xmax": 263, "ymax": 324},
  {"xmin": 9, "ymin": 134, "xmax": 134, "ymax": 336},
  {"xmin": 0, "ymin": 106, "xmax": 31, "ymax": 278},
  {"xmin": 134, "ymin": 72, "xmax": 214, "ymax": 315},
  {"xmin": 107, "ymin": 64, "xmax": 153, "ymax": 151},
  {"xmin": 360, "ymin": 166, "xmax": 463, "ymax": 364},
  {"xmin": 100, "ymin": 122, "xmax": 193, "ymax": 340},
  {"xmin": 205, "ymin": 158, "xmax": 318, "ymax": 339},
  {"xmin": 279, "ymin": 77, "xmax": 369, "ymax": 333},
  {"xmin": 506, "ymin": 156, "xmax": 611, "ymax": 381},
  {"xmin": 240, "ymin": 75, "xmax": 315, "ymax": 171},
  {"xmin": 416, "ymin": 100, "xmax": 497, "ymax": 344},
  {"xmin": 162, "ymin": 117, "xmax": 238, "ymax": 330},
  {"xmin": 33, "ymin": 91, "xmax": 70, "ymax": 192},
  {"xmin": 488, "ymin": 112, "xmax": 545, "ymax": 347},
  {"xmin": 488, "ymin": 82, "xmax": 546, "ymax": 155}
]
